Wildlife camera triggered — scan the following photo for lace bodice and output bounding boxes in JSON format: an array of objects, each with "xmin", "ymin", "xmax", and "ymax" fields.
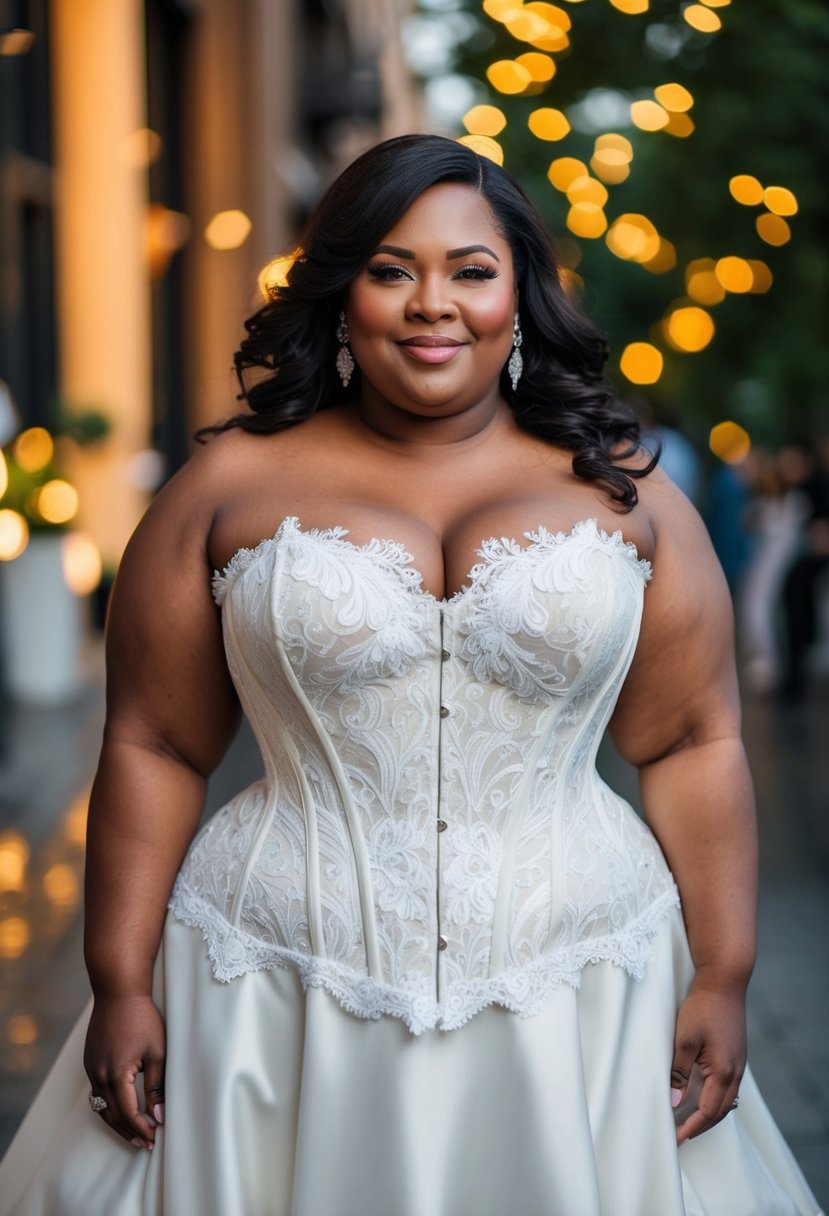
[{"xmin": 169, "ymin": 515, "xmax": 679, "ymax": 1034}]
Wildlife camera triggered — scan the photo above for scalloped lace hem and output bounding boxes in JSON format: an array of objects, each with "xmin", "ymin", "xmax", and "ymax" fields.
[{"xmin": 168, "ymin": 878, "xmax": 680, "ymax": 1035}]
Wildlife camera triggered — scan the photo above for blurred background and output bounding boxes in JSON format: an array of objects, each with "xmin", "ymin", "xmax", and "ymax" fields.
[{"xmin": 0, "ymin": 0, "xmax": 827, "ymax": 1201}]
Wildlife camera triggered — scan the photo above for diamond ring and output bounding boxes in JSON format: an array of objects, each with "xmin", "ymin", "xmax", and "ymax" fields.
[{"xmin": 88, "ymin": 1093, "xmax": 108, "ymax": 1113}]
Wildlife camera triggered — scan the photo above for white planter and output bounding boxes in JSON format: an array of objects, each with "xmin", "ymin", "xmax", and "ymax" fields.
[{"xmin": 0, "ymin": 532, "xmax": 83, "ymax": 704}]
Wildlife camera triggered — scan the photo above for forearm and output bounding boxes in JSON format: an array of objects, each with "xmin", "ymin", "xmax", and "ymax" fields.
[
  {"xmin": 84, "ymin": 735, "xmax": 207, "ymax": 998},
  {"xmin": 640, "ymin": 735, "xmax": 758, "ymax": 991}
]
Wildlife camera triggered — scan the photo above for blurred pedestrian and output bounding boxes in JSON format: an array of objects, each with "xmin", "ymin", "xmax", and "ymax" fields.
[{"xmin": 780, "ymin": 440, "xmax": 829, "ymax": 699}]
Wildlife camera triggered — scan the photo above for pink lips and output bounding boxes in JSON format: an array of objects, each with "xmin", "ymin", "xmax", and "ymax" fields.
[{"xmin": 399, "ymin": 336, "xmax": 465, "ymax": 365}]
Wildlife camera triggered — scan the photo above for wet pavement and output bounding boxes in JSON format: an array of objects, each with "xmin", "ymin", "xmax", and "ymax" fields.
[{"xmin": 1, "ymin": 645, "xmax": 827, "ymax": 1207}]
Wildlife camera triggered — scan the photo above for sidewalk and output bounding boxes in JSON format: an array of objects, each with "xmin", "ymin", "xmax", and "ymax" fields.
[{"xmin": 1, "ymin": 660, "xmax": 827, "ymax": 1206}]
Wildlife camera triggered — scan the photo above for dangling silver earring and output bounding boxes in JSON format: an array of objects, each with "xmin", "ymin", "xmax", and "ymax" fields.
[
  {"xmin": 508, "ymin": 312, "xmax": 523, "ymax": 391},
  {"xmin": 335, "ymin": 311, "xmax": 355, "ymax": 387}
]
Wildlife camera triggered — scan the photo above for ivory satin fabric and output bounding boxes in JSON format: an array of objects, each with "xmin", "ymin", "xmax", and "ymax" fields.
[{"xmin": 1, "ymin": 910, "xmax": 822, "ymax": 1216}]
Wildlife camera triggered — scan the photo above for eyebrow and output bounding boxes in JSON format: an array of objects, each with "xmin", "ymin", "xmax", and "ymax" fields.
[{"xmin": 372, "ymin": 243, "xmax": 501, "ymax": 263}]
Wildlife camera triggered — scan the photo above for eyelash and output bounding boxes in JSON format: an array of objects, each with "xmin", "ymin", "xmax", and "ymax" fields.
[{"xmin": 367, "ymin": 263, "xmax": 499, "ymax": 282}]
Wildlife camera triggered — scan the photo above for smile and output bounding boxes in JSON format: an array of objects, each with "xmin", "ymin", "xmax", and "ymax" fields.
[{"xmin": 398, "ymin": 337, "xmax": 466, "ymax": 365}]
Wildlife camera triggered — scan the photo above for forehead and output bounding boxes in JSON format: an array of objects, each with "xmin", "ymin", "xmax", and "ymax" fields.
[{"xmin": 378, "ymin": 182, "xmax": 510, "ymax": 255}]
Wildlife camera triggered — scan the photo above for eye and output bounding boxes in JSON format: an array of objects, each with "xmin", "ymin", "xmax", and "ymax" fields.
[
  {"xmin": 452, "ymin": 264, "xmax": 499, "ymax": 281},
  {"xmin": 366, "ymin": 263, "xmax": 413, "ymax": 281}
]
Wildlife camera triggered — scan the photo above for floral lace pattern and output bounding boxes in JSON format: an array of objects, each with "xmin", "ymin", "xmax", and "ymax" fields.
[{"xmin": 170, "ymin": 516, "xmax": 678, "ymax": 1034}]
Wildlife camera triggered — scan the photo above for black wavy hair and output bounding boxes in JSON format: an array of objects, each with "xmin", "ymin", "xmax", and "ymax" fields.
[{"xmin": 199, "ymin": 133, "xmax": 657, "ymax": 510}]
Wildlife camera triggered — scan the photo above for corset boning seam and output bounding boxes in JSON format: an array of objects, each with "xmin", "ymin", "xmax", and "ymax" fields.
[
  {"xmin": 268, "ymin": 552, "xmax": 384, "ymax": 981},
  {"xmin": 221, "ymin": 603, "xmax": 283, "ymax": 930}
]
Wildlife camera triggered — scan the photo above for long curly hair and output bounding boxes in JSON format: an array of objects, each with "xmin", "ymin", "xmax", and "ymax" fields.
[{"xmin": 199, "ymin": 134, "xmax": 657, "ymax": 510}]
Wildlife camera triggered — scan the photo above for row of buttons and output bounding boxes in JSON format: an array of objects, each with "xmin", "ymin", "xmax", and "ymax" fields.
[{"xmin": 438, "ymin": 636, "xmax": 450, "ymax": 955}]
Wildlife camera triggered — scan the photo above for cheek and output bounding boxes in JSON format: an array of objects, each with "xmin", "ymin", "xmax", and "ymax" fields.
[
  {"xmin": 468, "ymin": 283, "xmax": 516, "ymax": 337},
  {"xmin": 347, "ymin": 283, "xmax": 396, "ymax": 335}
]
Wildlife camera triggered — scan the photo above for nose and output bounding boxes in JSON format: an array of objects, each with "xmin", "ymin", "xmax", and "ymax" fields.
[{"xmin": 405, "ymin": 273, "xmax": 458, "ymax": 323}]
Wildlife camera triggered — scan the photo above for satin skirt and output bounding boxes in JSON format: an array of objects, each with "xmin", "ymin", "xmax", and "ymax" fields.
[{"xmin": 0, "ymin": 908, "xmax": 822, "ymax": 1216}]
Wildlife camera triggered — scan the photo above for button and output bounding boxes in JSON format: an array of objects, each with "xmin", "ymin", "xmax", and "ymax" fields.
[
  {"xmin": 437, "ymin": 818, "xmax": 447, "ymax": 832},
  {"xmin": 439, "ymin": 706, "xmax": 450, "ymax": 718},
  {"xmin": 437, "ymin": 935, "xmax": 448, "ymax": 951},
  {"xmin": 441, "ymin": 649, "xmax": 451, "ymax": 662}
]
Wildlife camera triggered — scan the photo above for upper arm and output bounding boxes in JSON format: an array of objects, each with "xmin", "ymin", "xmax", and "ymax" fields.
[
  {"xmin": 610, "ymin": 475, "xmax": 741, "ymax": 767},
  {"xmin": 102, "ymin": 441, "xmax": 241, "ymax": 775}
]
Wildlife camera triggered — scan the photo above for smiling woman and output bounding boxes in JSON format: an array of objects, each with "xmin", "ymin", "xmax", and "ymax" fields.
[{"xmin": 0, "ymin": 134, "xmax": 822, "ymax": 1216}]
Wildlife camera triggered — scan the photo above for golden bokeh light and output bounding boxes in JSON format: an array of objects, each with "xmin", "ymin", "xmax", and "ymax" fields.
[
  {"xmin": 685, "ymin": 258, "xmax": 726, "ymax": 305},
  {"xmin": 609, "ymin": 0, "xmax": 649, "ymax": 12},
  {"xmin": 43, "ymin": 863, "xmax": 80, "ymax": 908},
  {"xmin": 566, "ymin": 176, "xmax": 609, "ymax": 207},
  {"xmin": 457, "ymin": 134, "xmax": 505, "ymax": 164},
  {"xmin": 482, "ymin": 0, "xmax": 519, "ymax": 17},
  {"xmin": 515, "ymin": 52, "xmax": 556, "ymax": 82},
  {"xmin": 630, "ymin": 100, "xmax": 669, "ymax": 132},
  {"xmin": 528, "ymin": 108, "xmax": 571, "ymax": 141},
  {"xmin": 487, "ymin": 59, "xmax": 533, "ymax": 94},
  {"xmin": 0, "ymin": 509, "xmax": 29, "ymax": 561},
  {"xmin": 590, "ymin": 155, "xmax": 631, "ymax": 185},
  {"xmin": 145, "ymin": 204, "xmax": 191, "ymax": 280},
  {"xmin": 463, "ymin": 105, "xmax": 508, "ymax": 137},
  {"xmin": 13, "ymin": 427, "xmax": 53, "ymax": 474},
  {"xmin": 591, "ymin": 134, "xmax": 633, "ymax": 184},
  {"xmin": 64, "ymin": 792, "xmax": 90, "ymax": 849},
  {"xmin": 7, "ymin": 1014, "xmax": 38, "ymax": 1046},
  {"xmin": 605, "ymin": 214, "xmax": 660, "ymax": 263},
  {"xmin": 559, "ymin": 268, "xmax": 584, "ymax": 298},
  {"xmin": 654, "ymin": 83, "xmax": 694, "ymax": 112},
  {"xmin": 642, "ymin": 238, "xmax": 677, "ymax": 274},
  {"xmin": 204, "ymin": 209, "xmax": 252, "ymax": 251},
  {"xmin": 0, "ymin": 916, "xmax": 31, "ymax": 960},
  {"xmin": 700, "ymin": 0, "xmax": 731, "ymax": 6},
  {"xmin": 121, "ymin": 127, "xmax": 162, "ymax": 170},
  {"xmin": 0, "ymin": 832, "xmax": 29, "ymax": 893},
  {"xmin": 756, "ymin": 213, "xmax": 791, "ymax": 246},
  {"xmin": 729, "ymin": 174, "xmax": 764, "ymax": 205},
  {"xmin": 683, "ymin": 4, "xmax": 722, "ymax": 32},
  {"xmin": 61, "ymin": 532, "xmax": 103, "ymax": 596},
  {"xmin": 505, "ymin": 8, "xmax": 551, "ymax": 41},
  {"xmin": 566, "ymin": 203, "xmax": 607, "ymax": 239},
  {"xmin": 747, "ymin": 260, "xmax": 773, "ymax": 293},
  {"xmin": 663, "ymin": 112, "xmax": 695, "ymax": 138},
  {"xmin": 257, "ymin": 251, "xmax": 299, "ymax": 303},
  {"xmin": 620, "ymin": 342, "xmax": 664, "ymax": 385},
  {"xmin": 710, "ymin": 421, "xmax": 751, "ymax": 464},
  {"xmin": 547, "ymin": 157, "xmax": 588, "ymax": 191},
  {"xmin": 665, "ymin": 305, "xmax": 715, "ymax": 353},
  {"xmin": 763, "ymin": 186, "xmax": 798, "ymax": 216},
  {"xmin": 715, "ymin": 256, "xmax": 754, "ymax": 293},
  {"xmin": 523, "ymin": 2, "xmax": 571, "ymax": 51},
  {"xmin": 0, "ymin": 450, "xmax": 7, "ymax": 498},
  {"xmin": 36, "ymin": 480, "xmax": 79, "ymax": 525}
]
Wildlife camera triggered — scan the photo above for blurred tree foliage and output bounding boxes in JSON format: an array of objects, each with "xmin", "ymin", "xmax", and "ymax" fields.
[{"xmin": 430, "ymin": 0, "xmax": 829, "ymax": 447}]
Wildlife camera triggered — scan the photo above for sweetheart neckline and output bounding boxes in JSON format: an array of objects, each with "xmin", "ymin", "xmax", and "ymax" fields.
[{"xmin": 212, "ymin": 515, "xmax": 652, "ymax": 608}]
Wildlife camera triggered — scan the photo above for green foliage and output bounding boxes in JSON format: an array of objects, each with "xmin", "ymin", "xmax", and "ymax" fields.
[{"xmin": 431, "ymin": 0, "xmax": 829, "ymax": 445}]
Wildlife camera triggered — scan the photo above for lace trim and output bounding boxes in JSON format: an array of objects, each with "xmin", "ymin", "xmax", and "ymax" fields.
[
  {"xmin": 168, "ymin": 876, "xmax": 679, "ymax": 1036},
  {"xmin": 211, "ymin": 515, "xmax": 653, "ymax": 607}
]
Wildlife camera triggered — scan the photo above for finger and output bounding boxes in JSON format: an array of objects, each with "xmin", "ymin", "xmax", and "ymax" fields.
[
  {"xmin": 88, "ymin": 1073, "xmax": 142, "ymax": 1147},
  {"xmin": 143, "ymin": 1050, "xmax": 166, "ymax": 1127},
  {"xmin": 112, "ymin": 1069, "xmax": 157, "ymax": 1148},
  {"xmin": 670, "ymin": 1034, "xmax": 700, "ymax": 1109},
  {"xmin": 676, "ymin": 1072, "xmax": 738, "ymax": 1144}
]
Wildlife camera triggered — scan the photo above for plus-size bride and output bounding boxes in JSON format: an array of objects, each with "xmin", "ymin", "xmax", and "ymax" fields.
[{"xmin": 1, "ymin": 135, "xmax": 822, "ymax": 1215}]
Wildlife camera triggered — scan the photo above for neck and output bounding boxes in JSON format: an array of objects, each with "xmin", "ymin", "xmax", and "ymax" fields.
[{"xmin": 350, "ymin": 384, "xmax": 511, "ymax": 452}]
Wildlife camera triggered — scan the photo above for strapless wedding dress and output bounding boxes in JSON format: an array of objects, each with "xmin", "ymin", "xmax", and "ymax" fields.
[{"xmin": 1, "ymin": 517, "xmax": 822, "ymax": 1215}]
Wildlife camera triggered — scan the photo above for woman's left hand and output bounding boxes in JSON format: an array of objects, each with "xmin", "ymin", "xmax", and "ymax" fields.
[{"xmin": 670, "ymin": 974, "xmax": 747, "ymax": 1145}]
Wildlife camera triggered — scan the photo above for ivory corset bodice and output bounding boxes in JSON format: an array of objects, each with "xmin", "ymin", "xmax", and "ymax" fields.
[{"xmin": 169, "ymin": 515, "xmax": 679, "ymax": 1034}]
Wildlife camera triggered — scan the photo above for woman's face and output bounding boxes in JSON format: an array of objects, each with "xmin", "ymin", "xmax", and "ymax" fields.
[{"xmin": 345, "ymin": 182, "xmax": 518, "ymax": 418}]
